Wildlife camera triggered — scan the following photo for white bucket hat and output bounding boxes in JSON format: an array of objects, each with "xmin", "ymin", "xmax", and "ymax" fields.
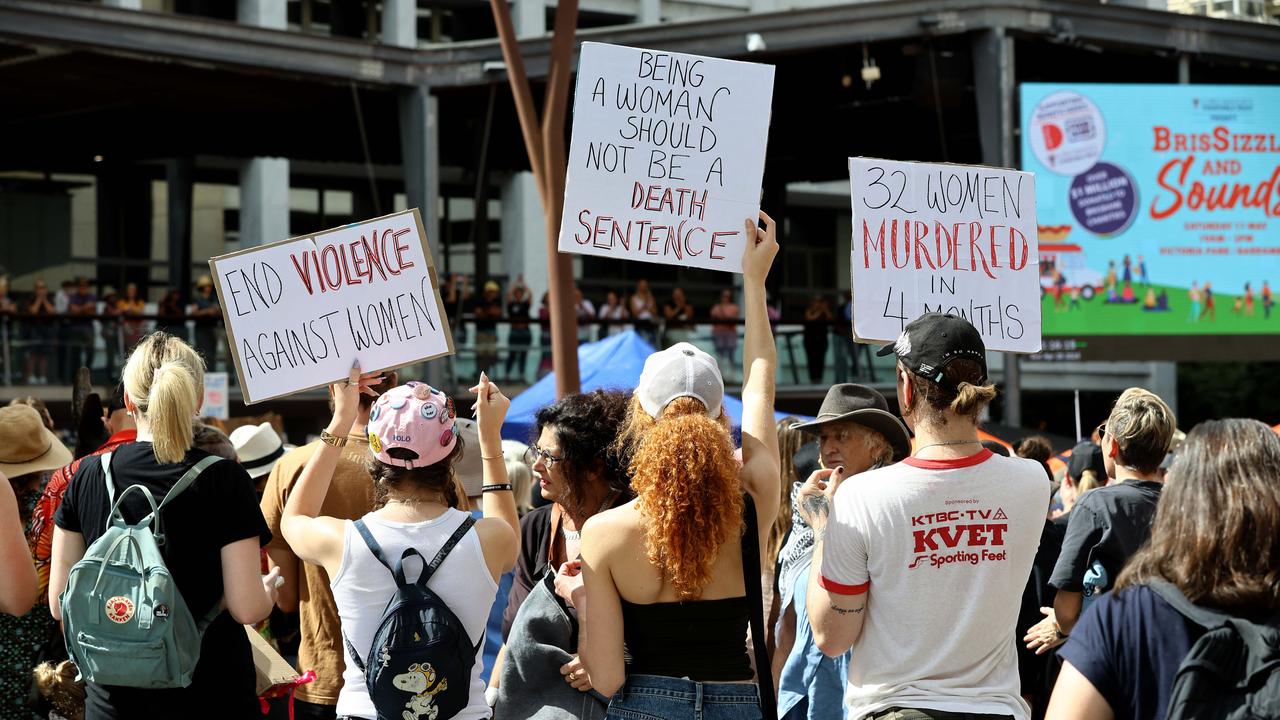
[
  {"xmin": 230, "ymin": 422, "xmax": 287, "ymax": 479},
  {"xmin": 636, "ymin": 342, "xmax": 724, "ymax": 419}
]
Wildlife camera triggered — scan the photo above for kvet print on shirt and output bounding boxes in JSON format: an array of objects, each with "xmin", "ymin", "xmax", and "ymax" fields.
[
  {"xmin": 393, "ymin": 662, "xmax": 449, "ymax": 720},
  {"xmin": 907, "ymin": 502, "xmax": 1009, "ymax": 570}
]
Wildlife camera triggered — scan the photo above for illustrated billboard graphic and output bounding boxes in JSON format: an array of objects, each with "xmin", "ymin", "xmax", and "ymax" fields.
[{"xmin": 1020, "ymin": 84, "xmax": 1280, "ymax": 360}]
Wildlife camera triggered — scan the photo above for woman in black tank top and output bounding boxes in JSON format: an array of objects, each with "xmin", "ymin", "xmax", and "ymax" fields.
[{"xmin": 571, "ymin": 214, "xmax": 782, "ymax": 720}]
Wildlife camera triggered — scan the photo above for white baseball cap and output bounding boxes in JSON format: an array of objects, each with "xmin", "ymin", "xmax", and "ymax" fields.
[{"xmin": 637, "ymin": 343, "xmax": 723, "ymax": 419}]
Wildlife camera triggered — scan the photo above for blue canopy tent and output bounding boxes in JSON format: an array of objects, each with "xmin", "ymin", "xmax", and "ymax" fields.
[{"xmin": 501, "ymin": 330, "xmax": 808, "ymax": 442}]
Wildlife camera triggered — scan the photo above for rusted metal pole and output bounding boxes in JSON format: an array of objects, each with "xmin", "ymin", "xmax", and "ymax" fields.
[{"xmin": 489, "ymin": 0, "xmax": 581, "ymax": 398}]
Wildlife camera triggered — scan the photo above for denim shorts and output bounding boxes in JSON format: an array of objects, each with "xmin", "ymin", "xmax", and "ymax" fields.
[{"xmin": 606, "ymin": 674, "xmax": 761, "ymax": 720}]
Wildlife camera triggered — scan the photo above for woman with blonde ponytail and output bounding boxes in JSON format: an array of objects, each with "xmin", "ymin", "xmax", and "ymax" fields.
[
  {"xmin": 572, "ymin": 213, "xmax": 781, "ymax": 720},
  {"xmin": 48, "ymin": 332, "xmax": 279, "ymax": 718}
]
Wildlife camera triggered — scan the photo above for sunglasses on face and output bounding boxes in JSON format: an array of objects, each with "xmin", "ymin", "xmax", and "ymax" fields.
[{"xmin": 524, "ymin": 445, "xmax": 564, "ymax": 468}]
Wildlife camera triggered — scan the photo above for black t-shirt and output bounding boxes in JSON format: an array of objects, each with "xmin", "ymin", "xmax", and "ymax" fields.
[
  {"xmin": 1049, "ymin": 480, "xmax": 1163, "ymax": 592},
  {"xmin": 508, "ymin": 299, "xmax": 531, "ymax": 329},
  {"xmin": 1058, "ymin": 584, "xmax": 1200, "ymax": 719},
  {"xmin": 474, "ymin": 297, "xmax": 502, "ymax": 332},
  {"xmin": 55, "ymin": 442, "xmax": 272, "ymax": 719}
]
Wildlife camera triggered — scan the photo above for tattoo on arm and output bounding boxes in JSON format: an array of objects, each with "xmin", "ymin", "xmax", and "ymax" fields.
[
  {"xmin": 828, "ymin": 603, "xmax": 864, "ymax": 615},
  {"xmin": 802, "ymin": 494, "xmax": 830, "ymax": 523}
]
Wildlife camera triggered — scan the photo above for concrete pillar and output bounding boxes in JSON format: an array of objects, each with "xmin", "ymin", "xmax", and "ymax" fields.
[
  {"xmin": 236, "ymin": 0, "xmax": 286, "ymax": 30},
  {"xmin": 382, "ymin": 0, "xmax": 417, "ymax": 48},
  {"xmin": 1148, "ymin": 362, "xmax": 1179, "ymax": 419},
  {"xmin": 238, "ymin": 158, "xmax": 290, "ymax": 246},
  {"xmin": 102, "ymin": 0, "xmax": 142, "ymax": 9},
  {"xmin": 166, "ymin": 159, "xmax": 194, "ymax": 302},
  {"xmin": 515, "ymin": 0, "xmax": 547, "ymax": 37},
  {"xmin": 400, "ymin": 86, "xmax": 446, "ymax": 388},
  {"xmin": 500, "ymin": 172, "xmax": 548, "ymax": 304},
  {"xmin": 972, "ymin": 27, "xmax": 1021, "ymax": 426},
  {"xmin": 638, "ymin": 0, "xmax": 661, "ymax": 24},
  {"xmin": 400, "ymin": 86, "xmax": 441, "ymax": 258},
  {"xmin": 238, "ymin": 1, "xmax": 289, "ymax": 252}
]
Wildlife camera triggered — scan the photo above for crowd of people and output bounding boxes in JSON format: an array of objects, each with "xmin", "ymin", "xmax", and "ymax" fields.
[
  {"xmin": 0, "ymin": 212, "xmax": 1277, "ymax": 720},
  {"xmin": 442, "ymin": 274, "xmax": 863, "ymax": 386},
  {"xmin": 0, "ymin": 274, "xmax": 223, "ymax": 385}
]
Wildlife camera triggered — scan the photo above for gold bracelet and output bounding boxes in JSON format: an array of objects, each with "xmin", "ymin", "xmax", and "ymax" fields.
[{"xmin": 481, "ymin": 454, "xmax": 504, "ymax": 460}]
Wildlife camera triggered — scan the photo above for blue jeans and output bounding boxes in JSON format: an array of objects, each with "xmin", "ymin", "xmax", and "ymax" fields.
[{"xmin": 607, "ymin": 675, "xmax": 761, "ymax": 720}]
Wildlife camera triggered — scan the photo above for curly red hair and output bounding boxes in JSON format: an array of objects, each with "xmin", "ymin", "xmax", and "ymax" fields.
[{"xmin": 617, "ymin": 396, "xmax": 744, "ymax": 600}]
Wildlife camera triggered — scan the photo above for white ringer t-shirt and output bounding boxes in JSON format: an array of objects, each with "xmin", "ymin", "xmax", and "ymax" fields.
[{"xmin": 819, "ymin": 449, "xmax": 1049, "ymax": 719}]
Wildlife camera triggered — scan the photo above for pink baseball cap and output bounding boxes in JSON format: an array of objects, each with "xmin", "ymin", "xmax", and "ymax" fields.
[{"xmin": 367, "ymin": 381, "xmax": 458, "ymax": 469}]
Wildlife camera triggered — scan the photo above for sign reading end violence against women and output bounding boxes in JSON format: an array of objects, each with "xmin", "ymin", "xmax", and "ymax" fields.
[
  {"xmin": 849, "ymin": 158, "xmax": 1043, "ymax": 353},
  {"xmin": 208, "ymin": 209, "xmax": 453, "ymax": 404},
  {"xmin": 558, "ymin": 42, "xmax": 775, "ymax": 273}
]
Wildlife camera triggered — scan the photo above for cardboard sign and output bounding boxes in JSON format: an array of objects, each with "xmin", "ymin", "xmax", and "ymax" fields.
[
  {"xmin": 558, "ymin": 42, "xmax": 776, "ymax": 273},
  {"xmin": 244, "ymin": 626, "xmax": 299, "ymax": 695},
  {"xmin": 209, "ymin": 209, "xmax": 453, "ymax": 404},
  {"xmin": 202, "ymin": 372, "xmax": 229, "ymax": 420},
  {"xmin": 849, "ymin": 158, "xmax": 1042, "ymax": 353}
]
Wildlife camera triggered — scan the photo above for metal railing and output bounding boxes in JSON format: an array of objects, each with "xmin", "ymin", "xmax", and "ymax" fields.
[{"xmin": 0, "ymin": 312, "xmax": 895, "ymax": 395}]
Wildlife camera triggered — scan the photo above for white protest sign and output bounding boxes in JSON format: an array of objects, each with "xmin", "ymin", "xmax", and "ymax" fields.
[
  {"xmin": 558, "ymin": 42, "xmax": 775, "ymax": 273},
  {"xmin": 202, "ymin": 371, "xmax": 229, "ymax": 420},
  {"xmin": 849, "ymin": 158, "xmax": 1042, "ymax": 353},
  {"xmin": 209, "ymin": 209, "xmax": 453, "ymax": 404}
]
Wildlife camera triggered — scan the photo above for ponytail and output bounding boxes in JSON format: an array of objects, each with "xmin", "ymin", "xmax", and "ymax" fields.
[
  {"xmin": 148, "ymin": 362, "xmax": 199, "ymax": 463},
  {"xmin": 626, "ymin": 396, "xmax": 743, "ymax": 601},
  {"xmin": 123, "ymin": 332, "xmax": 205, "ymax": 465},
  {"xmin": 950, "ymin": 381, "xmax": 999, "ymax": 417}
]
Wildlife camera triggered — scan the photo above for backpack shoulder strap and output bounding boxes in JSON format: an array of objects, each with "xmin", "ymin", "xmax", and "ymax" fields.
[
  {"xmin": 1148, "ymin": 579, "xmax": 1232, "ymax": 630},
  {"xmin": 418, "ymin": 514, "xmax": 476, "ymax": 586},
  {"xmin": 341, "ymin": 519, "xmax": 391, "ymax": 674},
  {"xmin": 353, "ymin": 519, "xmax": 394, "ymax": 574},
  {"xmin": 158, "ymin": 455, "xmax": 223, "ymax": 509},
  {"xmin": 101, "ymin": 451, "xmax": 115, "ymax": 506},
  {"xmin": 741, "ymin": 493, "xmax": 779, "ymax": 720}
]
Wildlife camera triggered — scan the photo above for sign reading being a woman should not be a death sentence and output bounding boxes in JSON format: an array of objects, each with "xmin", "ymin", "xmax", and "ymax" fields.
[
  {"xmin": 559, "ymin": 42, "xmax": 776, "ymax": 274},
  {"xmin": 208, "ymin": 209, "xmax": 454, "ymax": 404}
]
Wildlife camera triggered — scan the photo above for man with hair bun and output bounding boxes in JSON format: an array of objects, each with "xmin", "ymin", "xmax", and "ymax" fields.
[
  {"xmin": 1026, "ymin": 387, "xmax": 1176, "ymax": 657},
  {"xmin": 803, "ymin": 313, "xmax": 1048, "ymax": 720}
]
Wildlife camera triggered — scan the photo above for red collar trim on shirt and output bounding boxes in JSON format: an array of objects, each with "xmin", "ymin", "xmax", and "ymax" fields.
[
  {"xmin": 104, "ymin": 429, "xmax": 138, "ymax": 447},
  {"xmin": 903, "ymin": 448, "xmax": 993, "ymax": 469}
]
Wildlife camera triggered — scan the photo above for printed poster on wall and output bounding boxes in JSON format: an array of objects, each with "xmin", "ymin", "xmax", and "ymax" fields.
[
  {"xmin": 558, "ymin": 42, "xmax": 776, "ymax": 273},
  {"xmin": 849, "ymin": 157, "xmax": 1042, "ymax": 353},
  {"xmin": 1021, "ymin": 83, "xmax": 1280, "ymax": 343},
  {"xmin": 208, "ymin": 209, "xmax": 453, "ymax": 404}
]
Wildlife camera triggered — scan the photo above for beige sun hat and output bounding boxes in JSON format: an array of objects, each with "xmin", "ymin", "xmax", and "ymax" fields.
[{"xmin": 0, "ymin": 405, "xmax": 73, "ymax": 478}]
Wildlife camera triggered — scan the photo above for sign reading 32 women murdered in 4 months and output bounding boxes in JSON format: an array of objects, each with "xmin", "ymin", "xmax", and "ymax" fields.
[
  {"xmin": 559, "ymin": 42, "xmax": 776, "ymax": 273},
  {"xmin": 849, "ymin": 158, "xmax": 1042, "ymax": 353},
  {"xmin": 209, "ymin": 209, "xmax": 454, "ymax": 404}
]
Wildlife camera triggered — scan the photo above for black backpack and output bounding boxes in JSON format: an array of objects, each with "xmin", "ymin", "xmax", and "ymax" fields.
[
  {"xmin": 343, "ymin": 516, "xmax": 481, "ymax": 720},
  {"xmin": 1149, "ymin": 580, "xmax": 1280, "ymax": 720}
]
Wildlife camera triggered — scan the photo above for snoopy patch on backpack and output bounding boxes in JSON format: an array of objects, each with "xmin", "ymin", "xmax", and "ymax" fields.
[{"xmin": 393, "ymin": 662, "xmax": 449, "ymax": 720}]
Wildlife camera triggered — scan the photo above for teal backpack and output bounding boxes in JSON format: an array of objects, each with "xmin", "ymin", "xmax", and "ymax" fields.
[{"xmin": 59, "ymin": 451, "xmax": 224, "ymax": 688}]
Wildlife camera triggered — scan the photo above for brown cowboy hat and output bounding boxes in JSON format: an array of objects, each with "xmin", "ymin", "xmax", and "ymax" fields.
[
  {"xmin": 0, "ymin": 405, "xmax": 72, "ymax": 478},
  {"xmin": 791, "ymin": 383, "xmax": 912, "ymax": 462}
]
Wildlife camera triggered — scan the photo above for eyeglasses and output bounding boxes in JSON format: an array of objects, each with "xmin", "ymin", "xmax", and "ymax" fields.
[
  {"xmin": 1096, "ymin": 423, "xmax": 1107, "ymax": 440},
  {"xmin": 524, "ymin": 445, "xmax": 564, "ymax": 468}
]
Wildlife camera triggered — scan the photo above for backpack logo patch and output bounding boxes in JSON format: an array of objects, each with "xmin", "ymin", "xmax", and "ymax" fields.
[
  {"xmin": 106, "ymin": 596, "xmax": 135, "ymax": 624},
  {"xmin": 394, "ymin": 662, "xmax": 449, "ymax": 720},
  {"xmin": 394, "ymin": 661, "xmax": 450, "ymax": 717}
]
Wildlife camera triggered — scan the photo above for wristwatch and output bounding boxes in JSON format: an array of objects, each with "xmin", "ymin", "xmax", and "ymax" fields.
[{"xmin": 320, "ymin": 430, "xmax": 348, "ymax": 447}]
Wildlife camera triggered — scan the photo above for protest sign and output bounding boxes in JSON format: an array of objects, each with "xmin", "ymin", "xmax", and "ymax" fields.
[
  {"xmin": 558, "ymin": 42, "xmax": 775, "ymax": 273},
  {"xmin": 202, "ymin": 372, "xmax": 229, "ymax": 420},
  {"xmin": 849, "ymin": 158, "xmax": 1042, "ymax": 353},
  {"xmin": 209, "ymin": 209, "xmax": 453, "ymax": 404}
]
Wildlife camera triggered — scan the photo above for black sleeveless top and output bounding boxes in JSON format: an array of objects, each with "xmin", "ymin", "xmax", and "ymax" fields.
[{"xmin": 620, "ymin": 595, "xmax": 752, "ymax": 681}]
